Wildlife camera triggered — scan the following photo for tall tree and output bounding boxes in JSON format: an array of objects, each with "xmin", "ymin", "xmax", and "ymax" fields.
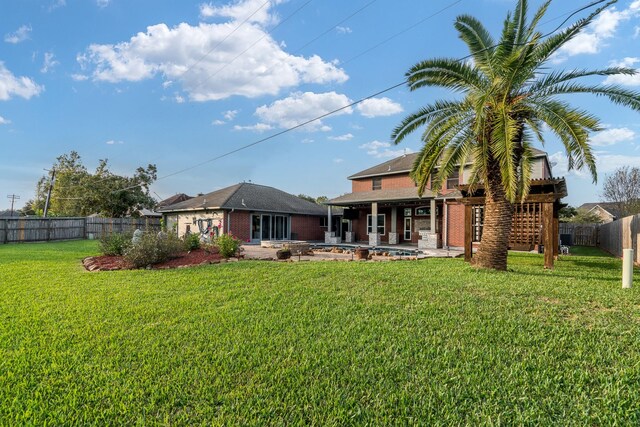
[
  {"xmin": 601, "ymin": 166, "xmax": 640, "ymax": 217},
  {"xmin": 33, "ymin": 152, "xmax": 158, "ymax": 217},
  {"xmin": 391, "ymin": 0, "xmax": 640, "ymax": 270}
]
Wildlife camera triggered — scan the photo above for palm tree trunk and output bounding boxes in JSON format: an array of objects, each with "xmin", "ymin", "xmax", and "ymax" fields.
[{"xmin": 471, "ymin": 159, "xmax": 514, "ymax": 271}]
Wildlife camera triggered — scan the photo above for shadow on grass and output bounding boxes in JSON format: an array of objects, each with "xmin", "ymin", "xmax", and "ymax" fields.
[{"xmin": 568, "ymin": 246, "xmax": 614, "ymax": 257}]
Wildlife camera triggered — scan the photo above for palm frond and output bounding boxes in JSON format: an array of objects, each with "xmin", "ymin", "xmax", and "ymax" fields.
[
  {"xmin": 406, "ymin": 58, "xmax": 489, "ymax": 93},
  {"xmin": 391, "ymin": 100, "xmax": 467, "ymax": 145},
  {"xmin": 454, "ymin": 15, "xmax": 496, "ymax": 76}
]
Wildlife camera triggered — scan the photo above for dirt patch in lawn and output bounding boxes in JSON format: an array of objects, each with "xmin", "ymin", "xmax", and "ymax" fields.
[{"xmin": 83, "ymin": 248, "xmax": 224, "ymax": 271}]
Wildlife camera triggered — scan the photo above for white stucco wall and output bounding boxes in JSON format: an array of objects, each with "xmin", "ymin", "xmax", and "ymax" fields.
[{"xmin": 164, "ymin": 210, "xmax": 225, "ymax": 237}]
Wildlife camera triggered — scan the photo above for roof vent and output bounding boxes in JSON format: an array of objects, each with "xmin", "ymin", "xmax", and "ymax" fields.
[{"xmin": 388, "ymin": 165, "xmax": 391, "ymax": 171}]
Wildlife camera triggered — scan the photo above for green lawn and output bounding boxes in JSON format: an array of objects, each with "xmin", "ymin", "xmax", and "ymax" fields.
[{"xmin": 1, "ymin": 241, "xmax": 639, "ymax": 425}]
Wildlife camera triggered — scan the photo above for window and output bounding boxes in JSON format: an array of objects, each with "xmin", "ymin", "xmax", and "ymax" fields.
[
  {"xmin": 319, "ymin": 217, "xmax": 328, "ymax": 227},
  {"xmin": 415, "ymin": 206, "xmax": 431, "ymax": 216},
  {"xmin": 403, "ymin": 208, "xmax": 412, "ymax": 217},
  {"xmin": 367, "ymin": 214, "xmax": 385, "ymax": 235},
  {"xmin": 472, "ymin": 206, "xmax": 484, "ymax": 242},
  {"xmin": 372, "ymin": 177, "xmax": 382, "ymax": 190},
  {"xmin": 446, "ymin": 170, "xmax": 460, "ymax": 189}
]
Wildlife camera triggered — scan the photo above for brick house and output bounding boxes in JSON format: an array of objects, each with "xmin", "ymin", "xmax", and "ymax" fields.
[
  {"xmin": 325, "ymin": 148, "xmax": 560, "ymax": 250},
  {"xmin": 158, "ymin": 182, "xmax": 327, "ymax": 242}
]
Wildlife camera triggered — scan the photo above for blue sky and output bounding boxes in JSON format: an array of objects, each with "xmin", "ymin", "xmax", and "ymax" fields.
[{"xmin": 1, "ymin": 0, "xmax": 639, "ymax": 211}]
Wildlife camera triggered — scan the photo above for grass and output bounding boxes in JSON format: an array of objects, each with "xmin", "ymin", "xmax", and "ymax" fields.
[{"xmin": 1, "ymin": 241, "xmax": 639, "ymax": 425}]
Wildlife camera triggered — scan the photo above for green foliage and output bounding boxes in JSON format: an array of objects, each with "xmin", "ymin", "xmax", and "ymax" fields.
[
  {"xmin": 392, "ymin": 1, "xmax": 640, "ymax": 202},
  {"xmin": 1, "ymin": 240, "xmax": 640, "ymax": 424},
  {"xmin": 568, "ymin": 210, "xmax": 604, "ymax": 224},
  {"xmin": 124, "ymin": 232, "xmax": 183, "ymax": 268},
  {"xmin": 31, "ymin": 151, "xmax": 158, "ymax": 218},
  {"xmin": 559, "ymin": 205, "xmax": 578, "ymax": 222},
  {"xmin": 215, "ymin": 233, "xmax": 242, "ymax": 258},
  {"xmin": 183, "ymin": 232, "xmax": 201, "ymax": 251},
  {"xmin": 99, "ymin": 232, "xmax": 132, "ymax": 256}
]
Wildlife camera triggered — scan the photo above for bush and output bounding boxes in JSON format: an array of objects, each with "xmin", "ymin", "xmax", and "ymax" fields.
[
  {"xmin": 215, "ymin": 233, "xmax": 242, "ymax": 258},
  {"xmin": 183, "ymin": 233, "xmax": 201, "ymax": 251},
  {"xmin": 124, "ymin": 232, "xmax": 183, "ymax": 268},
  {"xmin": 100, "ymin": 232, "xmax": 132, "ymax": 256}
]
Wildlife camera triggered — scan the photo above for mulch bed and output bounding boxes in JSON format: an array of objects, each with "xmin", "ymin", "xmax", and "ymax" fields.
[{"xmin": 83, "ymin": 248, "xmax": 224, "ymax": 271}]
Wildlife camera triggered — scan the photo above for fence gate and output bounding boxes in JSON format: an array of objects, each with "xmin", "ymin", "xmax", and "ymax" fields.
[{"xmin": 559, "ymin": 223, "xmax": 599, "ymax": 247}]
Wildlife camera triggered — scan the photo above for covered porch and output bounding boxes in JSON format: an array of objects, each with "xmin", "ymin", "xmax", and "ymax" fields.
[{"xmin": 325, "ymin": 188, "xmax": 460, "ymax": 249}]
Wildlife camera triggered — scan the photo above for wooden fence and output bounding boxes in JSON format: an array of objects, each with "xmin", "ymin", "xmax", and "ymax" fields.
[
  {"xmin": 599, "ymin": 215, "xmax": 637, "ymax": 259},
  {"xmin": 0, "ymin": 217, "xmax": 161, "ymax": 244},
  {"xmin": 558, "ymin": 222, "xmax": 599, "ymax": 247}
]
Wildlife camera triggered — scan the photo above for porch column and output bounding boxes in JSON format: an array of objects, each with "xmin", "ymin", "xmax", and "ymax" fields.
[
  {"xmin": 389, "ymin": 207, "xmax": 398, "ymax": 245},
  {"xmin": 418, "ymin": 199, "xmax": 438, "ymax": 250},
  {"xmin": 430, "ymin": 198, "xmax": 436, "ymax": 232},
  {"xmin": 464, "ymin": 204, "xmax": 473, "ymax": 262},
  {"xmin": 543, "ymin": 202, "xmax": 554, "ymax": 269},
  {"xmin": 325, "ymin": 205, "xmax": 340, "ymax": 244},
  {"xmin": 369, "ymin": 202, "xmax": 380, "ymax": 246}
]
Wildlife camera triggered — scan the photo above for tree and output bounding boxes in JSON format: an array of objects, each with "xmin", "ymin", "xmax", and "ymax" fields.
[
  {"xmin": 32, "ymin": 151, "xmax": 158, "ymax": 217},
  {"xmin": 297, "ymin": 194, "xmax": 328, "ymax": 204},
  {"xmin": 601, "ymin": 166, "xmax": 640, "ymax": 217},
  {"xmin": 391, "ymin": 0, "xmax": 640, "ymax": 270}
]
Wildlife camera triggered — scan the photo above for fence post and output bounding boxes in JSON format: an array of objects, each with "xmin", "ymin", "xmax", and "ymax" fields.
[
  {"xmin": 623, "ymin": 248, "xmax": 634, "ymax": 288},
  {"xmin": 2, "ymin": 219, "xmax": 6, "ymax": 244}
]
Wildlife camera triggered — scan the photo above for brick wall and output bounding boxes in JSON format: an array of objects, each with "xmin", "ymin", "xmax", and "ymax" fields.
[
  {"xmin": 291, "ymin": 215, "xmax": 324, "ymax": 241},
  {"xmin": 352, "ymin": 173, "xmax": 417, "ymax": 192},
  {"xmin": 446, "ymin": 202, "xmax": 465, "ymax": 247},
  {"xmin": 225, "ymin": 210, "xmax": 251, "ymax": 242}
]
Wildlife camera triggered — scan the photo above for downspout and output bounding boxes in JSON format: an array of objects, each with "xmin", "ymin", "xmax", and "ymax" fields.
[
  {"xmin": 227, "ymin": 208, "xmax": 234, "ymax": 234},
  {"xmin": 444, "ymin": 202, "xmax": 448, "ymax": 249}
]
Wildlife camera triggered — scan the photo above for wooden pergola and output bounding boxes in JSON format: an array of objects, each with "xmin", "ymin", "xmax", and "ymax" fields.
[{"xmin": 458, "ymin": 178, "xmax": 568, "ymax": 269}]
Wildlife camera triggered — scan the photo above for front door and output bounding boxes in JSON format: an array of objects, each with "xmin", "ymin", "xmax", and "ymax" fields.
[{"xmin": 404, "ymin": 217, "xmax": 412, "ymax": 241}]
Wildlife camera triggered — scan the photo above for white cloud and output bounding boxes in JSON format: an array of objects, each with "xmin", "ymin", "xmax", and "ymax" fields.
[
  {"xmin": 223, "ymin": 109, "xmax": 238, "ymax": 120},
  {"xmin": 0, "ymin": 116, "xmax": 11, "ymax": 125},
  {"xmin": 41, "ymin": 52, "xmax": 59, "ymax": 73},
  {"xmin": 301, "ymin": 138, "xmax": 314, "ymax": 144},
  {"xmin": 175, "ymin": 94, "xmax": 185, "ymax": 103},
  {"xmin": 212, "ymin": 119, "xmax": 226, "ymax": 125},
  {"xmin": 4, "ymin": 25, "xmax": 31, "ymax": 44},
  {"xmin": 233, "ymin": 123, "xmax": 273, "ymax": 132},
  {"xmin": 328, "ymin": 133, "xmax": 353, "ymax": 141},
  {"xmin": 199, "ymin": 0, "xmax": 283, "ymax": 25},
  {"xmin": 333, "ymin": 158, "xmax": 344, "ymax": 163},
  {"xmin": 71, "ymin": 73, "xmax": 89, "ymax": 81},
  {"xmin": 589, "ymin": 127, "xmax": 635, "ymax": 146},
  {"xmin": 634, "ymin": 26, "xmax": 640, "ymax": 38},
  {"xmin": 336, "ymin": 26, "xmax": 352, "ymax": 34},
  {"xmin": 79, "ymin": 1, "xmax": 347, "ymax": 101},
  {"xmin": 97, "ymin": 0, "xmax": 111, "ymax": 8},
  {"xmin": 0, "ymin": 62, "xmax": 43, "ymax": 100},
  {"xmin": 254, "ymin": 91, "xmax": 352, "ymax": 131},
  {"xmin": 48, "ymin": 0, "xmax": 66, "ymax": 11},
  {"xmin": 604, "ymin": 57, "xmax": 640, "ymax": 86},
  {"xmin": 557, "ymin": 3, "xmax": 640, "ymax": 60},
  {"xmin": 359, "ymin": 140, "xmax": 411, "ymax": 159},
  {"xmin": 356, "ymin": 97, "xmax": 403, "ymax": 118},
  {"xmin": 549, "ymin": 149, "xmax": 640, "ymax": 179},
  {"xmin": 105, "ymin": 140, "xmax": 124, "ymax": 145}
]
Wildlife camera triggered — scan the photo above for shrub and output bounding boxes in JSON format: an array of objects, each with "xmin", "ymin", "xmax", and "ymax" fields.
[
  {"xmin": 183, "ymin": 233, "xmax": 201, "ymax": 251},
  {"xmin": 100, "ymin": 232, "xmax": 132, "ymax": 256},
  {"xmin": 215, "ymin": 233, "xmax": 242, "ymax": 258},
  {"xmin": 124, "ymin": 232, "xmax": 183, "ymax": 268}
]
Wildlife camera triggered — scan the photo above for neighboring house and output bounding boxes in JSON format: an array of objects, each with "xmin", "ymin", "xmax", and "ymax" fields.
[
  {"xmin": 577, "ymin": 202, "xmax": 621, "ymax": 223},
  {"xmin": 156, "ymin": 193, "xmax": 193, "ymax": 210},
  {"xmin": 0, "ymin": 210, "xmax": 20, "ymax": 218},
  {"xmin": 325, "ymin": 148, "xmax": 565, "ymax": 250},
  {"xmin": 157, "ymin": 182, "xmax": 328, "ymax": 242},
  {"xmin": 137, "ymin": 208, "xmax": 162, "ymax": 219}
]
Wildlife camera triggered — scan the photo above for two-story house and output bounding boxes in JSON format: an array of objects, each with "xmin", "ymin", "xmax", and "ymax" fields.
[{"xmin": 325, "ymin": 148, "xmax": 563, "ymax": 251}]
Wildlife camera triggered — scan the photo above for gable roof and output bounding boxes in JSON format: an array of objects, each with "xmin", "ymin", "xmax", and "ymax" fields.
[
  {"xmin": 156, "ymin": 193, "xmax": 193, "ymax": 209},
  {"xmin": 157, "ymin": 182, "xmax": 327, "ymax": 216},
  {"xmin": 578, "ymin": 202, "xmax": 622, "ymax": 219},
  {"xmin": 348, "ymin": 148, "xmax": 549, "ymax": 180}
]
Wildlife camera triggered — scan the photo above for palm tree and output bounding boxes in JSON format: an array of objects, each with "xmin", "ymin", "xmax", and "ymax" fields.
[{"xmin": 391, "ymin": 0, "xmax": 640, "ymax": 270}]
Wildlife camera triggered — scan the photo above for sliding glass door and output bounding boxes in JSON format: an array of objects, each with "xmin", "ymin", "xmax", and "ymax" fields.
[{"xmin": 251, "ymin": 214, "xmax": 290, "ymax": 241}]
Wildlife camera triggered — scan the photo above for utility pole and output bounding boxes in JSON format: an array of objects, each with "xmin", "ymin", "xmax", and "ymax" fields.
[
  {"xmin": 43, "ymin": 168, "xmax": 56, "ymax": 218},
  {"xmin": 6, "ymin": 194, "xmax": 20, "ymax": 216}
]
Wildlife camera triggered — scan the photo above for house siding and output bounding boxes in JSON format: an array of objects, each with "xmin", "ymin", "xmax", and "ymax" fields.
[
  {"xmin": 446, "ymin": 202, "xmax": 465, "ymax": 248},
  {"xmin": 226, "ymin": 210, "xmax": 252, "ymax": 242},
  {"xmin": 165, "ymin": 209, "xmax": 225, "ymax": 237}
]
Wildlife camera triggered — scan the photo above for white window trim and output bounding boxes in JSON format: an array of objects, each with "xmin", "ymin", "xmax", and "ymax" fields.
[{"xmin": 367, "ymin": 214, "xmax": 385, "ymax": 235}]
